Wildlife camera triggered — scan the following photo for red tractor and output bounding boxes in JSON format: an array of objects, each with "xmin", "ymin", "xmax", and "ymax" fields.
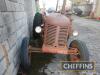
[{"xmin": 20, "ymin": 12, "xmax": 89, "ymax": 71}]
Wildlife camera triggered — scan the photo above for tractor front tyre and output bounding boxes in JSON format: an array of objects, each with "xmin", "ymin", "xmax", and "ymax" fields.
[
  {"xmin": 67, "ymin": 40, "xmax": 89, "ymax": 61},
  {"xmin": 20, "ymin": 37, "xmax": 31, "ymax": 72}
]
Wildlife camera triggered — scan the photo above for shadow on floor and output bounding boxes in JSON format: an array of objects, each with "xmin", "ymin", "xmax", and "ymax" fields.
[{"xmin": 28, "ymin": 53, "xmax": 55, "ymax": 75}]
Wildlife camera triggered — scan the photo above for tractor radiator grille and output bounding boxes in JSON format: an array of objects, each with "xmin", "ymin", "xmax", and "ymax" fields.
[
  {"xmin": 58, "ymin": 26, "xmax": 68, "ymax": 47},
  {"xmin": 45, "ymin": 25, "xmax": 57, "ymax": 46},
  {"xmin": 44, "ymin": 24, "xmax": 68, "ymax": 48}
]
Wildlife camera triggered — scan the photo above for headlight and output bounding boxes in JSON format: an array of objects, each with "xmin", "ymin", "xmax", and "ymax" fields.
[
  {"xmin": 35, "ymin": 26, "xmax": 42, "ymax": 33},
  {"xmin": 72, "ymin": 31, "xmax": 79, "ymax": 36}
]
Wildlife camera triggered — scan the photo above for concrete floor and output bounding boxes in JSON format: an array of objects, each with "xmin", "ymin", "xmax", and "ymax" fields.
[
  {"xmin": 29, "ymin": 16, "xmax": 100, "ymax": 75},
  {"xmin": 72, "ymin": 16, "xmax": 100, "ymax": 75}
]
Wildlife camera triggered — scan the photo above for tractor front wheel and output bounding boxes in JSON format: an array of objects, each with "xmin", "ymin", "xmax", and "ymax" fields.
[
  {"xmin": 67, "ymin": 40, "xmax": 89, "ymax": 61},
  {"xmin": 20, "ymin": 37, "xmax": 31, "ymax": 72}
]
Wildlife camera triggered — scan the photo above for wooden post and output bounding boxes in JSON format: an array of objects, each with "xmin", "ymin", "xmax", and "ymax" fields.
[
  {"xmin": 61, "ymin": 0, "xmax": 67, "ymax": 14},
  {"xmin": 56, "ymin": 0, "xmax": 59, "ymax": 12}
]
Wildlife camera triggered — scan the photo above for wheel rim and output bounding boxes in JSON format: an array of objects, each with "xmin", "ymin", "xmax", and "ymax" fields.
[{"xmin": 69, "ymin": 42, "xmax": 81, "ymax": 62}]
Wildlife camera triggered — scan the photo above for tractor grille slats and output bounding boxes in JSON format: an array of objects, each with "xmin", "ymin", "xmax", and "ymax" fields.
[
  {"xmin": 45, "ymin": 25, "xmax": 56, "ymax": 46},
  {"xmin": 47, "ymin": 29, "xmax": 56, "ymax": 35},
  {"xmin": 44, "ymin": 24, "xmax": 68, "ymax": 48},
  {"xmin": 58, "ymin": 27, "xmax": 68, "ymax": 47}
]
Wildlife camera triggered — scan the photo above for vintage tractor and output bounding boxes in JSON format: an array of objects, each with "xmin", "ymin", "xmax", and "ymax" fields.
[{"xmin": 20, "ymin": 13, "xmax": 89, "ymax": 71}]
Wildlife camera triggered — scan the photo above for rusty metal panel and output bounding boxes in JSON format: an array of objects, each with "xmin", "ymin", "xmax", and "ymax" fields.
[{"xmin": 42, "ymin": 13, "xmax": 71, "ymax": 54}]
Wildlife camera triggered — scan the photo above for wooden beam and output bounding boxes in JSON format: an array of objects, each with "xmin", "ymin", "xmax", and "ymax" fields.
[
  {"xmin": 61, "ymin": 0, "xmax": 67, "ymax": 14},
  {"xmin": 56, "ymin": 0, "xmax": 59, "ymax": 11}
]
